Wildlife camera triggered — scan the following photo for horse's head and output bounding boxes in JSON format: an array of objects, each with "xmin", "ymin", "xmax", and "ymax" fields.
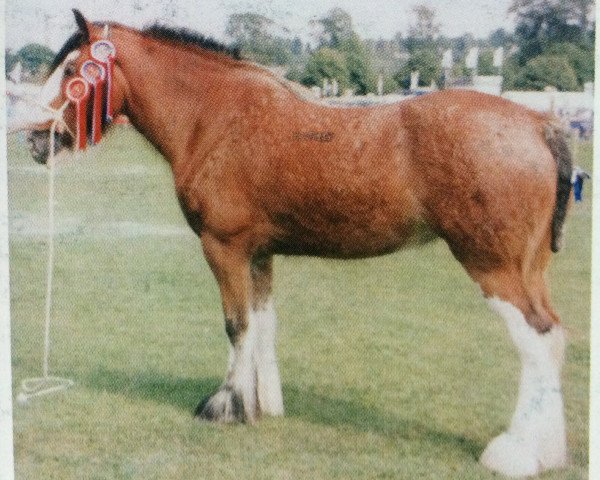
[{"xmin": 23, "ymin": 10, "xmax": 128, "ymax": 163}]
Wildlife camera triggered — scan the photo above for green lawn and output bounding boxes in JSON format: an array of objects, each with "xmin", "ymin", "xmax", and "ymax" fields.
[{"xmin": 9, "ymin": 127, "xmax": 591, "ymax": 479}]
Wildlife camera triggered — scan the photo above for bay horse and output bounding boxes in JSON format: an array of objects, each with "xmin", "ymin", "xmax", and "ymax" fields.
[{"xmin": 21, "ymin": 10, "xmax": 572, "ymax": 477}]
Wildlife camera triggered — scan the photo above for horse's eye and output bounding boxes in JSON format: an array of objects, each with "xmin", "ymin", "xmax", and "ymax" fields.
[{"xmin": 64, "ymin": 64, "xmax": 76, "ymax": 77}]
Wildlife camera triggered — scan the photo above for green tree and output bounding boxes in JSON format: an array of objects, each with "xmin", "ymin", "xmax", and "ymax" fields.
[
  {"xmin": 365, "ymin": 38, "xmax": 405, "ymax": 93},
  {"xmin": 510, "ymin": 0, "xmax": 594, "ymax": 63},
  {"xmin": 510, "ymin": 0, "xmax": 593, "ymax": 33},
  {"xmin": 338, "ymin": 34, "xmax": 376, "ymax": 94},
  {"xmin": 396, "ymin": 5, "xmax": 442, "ymax": 89},
  {"xmin": 409, "ymin": 5, "xmax": 440, "ymax": 42},
  {"xmin": 478, "ymin": 49, "xmax": 497, "ymax": 75},
  {"xmin": 290, "ymin": 37, "xmax": 304, "ymax": 56},
  {"xmin": 488, "ymin": 28, "xmax": 513, "ymax": 48},
  {"xmin": 225, "ymin": 12, "xmax": 293, "ymax": 65},
  {"xmin": 545, "ymin": 42, "xmax": 594, "ymax": 86},
  {"xmin": 305, "ymin": 8, "xmax": 376, "ymax": 94},
  {"xmin": 404, "ymin": 5, "xmax": 441, "ymax": 53},
  {"xmin": 450, "ymin": 33, "xmax": 476, "ymax": 60},
  {"xmin": 366, "ymin": 38, "xmax": 404, "ymax": 73},
  {"xmin": 394, "ymin": 49, "xmax": 441, "ymax": 89},
  {"xmin": 285, "ymin": 65, "xmax": 304, "ymax": 83},
  {"xmin": 514, "ymin": 55, "xmax": 579, "ymax": 91},
  {"xmin": 314, "ymin": 7, "xmax": 354, "ymax": 49},
  {"xmin": 500, "ymin": 56, "xmax": 521, "ymax": 90},
  {"xmin": 15, "ymin": 43, "xmax": 54, "ymax": 77},
  {"xmin": 226, "ymin": 13, "xmax": 273, "ymax": 44},
  {"xmin": 5, "ymin": 49, "xmax": 18, "ymax": 78},
  {"xmin": 505, "ymin": 0, "xmax": 594, "ymax": 90},
  {"xmin": 302, "ymin": 47, "xmax": 350, "ymax": 92}
]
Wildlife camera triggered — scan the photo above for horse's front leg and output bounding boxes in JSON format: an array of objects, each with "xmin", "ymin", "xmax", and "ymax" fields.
[
  {"xmin": 195, "ymin": 234, "xmax": 256, "ymax": 423},
  {"xmin": 250, "ymin": 255, "xmax": 284, "ymax": 417},
  {"xmin": 195, "ymin": 235, "xmax": 282, "ymax": 423}
]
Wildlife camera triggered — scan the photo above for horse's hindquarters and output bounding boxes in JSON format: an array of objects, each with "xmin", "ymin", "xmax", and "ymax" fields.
[{"xmin": 407, "ymin": 98, "xmax": 557, "ymax": 273}]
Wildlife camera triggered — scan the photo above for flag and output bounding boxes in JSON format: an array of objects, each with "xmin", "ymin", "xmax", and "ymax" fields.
[
  {"xmin": 441, "ymin": 49, "xmax": 453, "ymax": 69},
  {"xmin": 493, "ymin": 47, "xmax": 504, "ymax": 68},
  {"xmin": 465, "ymin": 47, "xmax": 479, "ymax": 70},
  {"xmin": 410, "ymin": 71, "xmax": 420, "ymax": 91}
]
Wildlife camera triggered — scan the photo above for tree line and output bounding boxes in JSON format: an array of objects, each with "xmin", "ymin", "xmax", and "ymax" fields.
[{"xmin": 6, "ymin": 0, "xmax": 595, "ymax": 93}]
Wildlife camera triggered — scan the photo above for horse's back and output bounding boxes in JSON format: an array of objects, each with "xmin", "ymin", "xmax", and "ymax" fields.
[{"xmin": 196, "ymin": 87, "xmax": 561, "ymax": 266}]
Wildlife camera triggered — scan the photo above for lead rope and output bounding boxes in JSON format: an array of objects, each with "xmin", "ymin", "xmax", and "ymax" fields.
[{"xmin": 17, "ymin": 99, "xmax": 75, "ymax": 405}]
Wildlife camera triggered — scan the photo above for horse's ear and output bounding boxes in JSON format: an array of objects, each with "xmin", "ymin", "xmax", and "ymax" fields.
[{"xmin": 72, "ymin": 9, "xmax": 90, "ymax": 42}]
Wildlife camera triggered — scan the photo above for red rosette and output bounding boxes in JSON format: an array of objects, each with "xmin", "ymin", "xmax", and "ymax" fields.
[
  {"xmin": 80, "ymin": 60, "xmax": 106, "ymax": 145},
  {"xmin": 65, "ymin": 77, "xmax": 90, "ymax": 151},
  {"xmin": 91, "ymin": 40, "xmax": 117, "ymax": 122}
]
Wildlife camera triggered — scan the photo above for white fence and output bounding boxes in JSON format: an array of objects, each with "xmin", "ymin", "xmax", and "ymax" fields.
[
  {"xmin": 502, "ymin": 90, "xmax": 593, "ymax": 115},
  {"xmin": 7, "ymin": 80, "xmax": 594, "ymax": 132}
]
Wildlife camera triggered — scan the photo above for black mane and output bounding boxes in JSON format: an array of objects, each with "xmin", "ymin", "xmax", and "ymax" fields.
[
  {"xmin": 50, "ymin": 31, "xmax": 86, "ymax": 73},
  {"xmin": 143, "ymin": 24, "xmax": 241, "ymax": 60},
  {"xmin": 49, "ymin": 23, "xmax": 241, "ymax": 76}
]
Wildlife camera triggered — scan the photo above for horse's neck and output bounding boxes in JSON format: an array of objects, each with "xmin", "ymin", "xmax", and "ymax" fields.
[{"xmin": 115, "ymin": 30, "xmax": 251, "ymax": 163}]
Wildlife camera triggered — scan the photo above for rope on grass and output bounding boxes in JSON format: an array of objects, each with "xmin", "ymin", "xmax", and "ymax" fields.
[{"xmin": 16, "ymin": 99, "xmax": 75, "ymax": 405}]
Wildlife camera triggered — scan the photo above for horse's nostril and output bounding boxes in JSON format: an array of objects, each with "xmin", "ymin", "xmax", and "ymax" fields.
[{"xmin": 26, "ymin": 130, "xmax": 65, "ymax": 165}]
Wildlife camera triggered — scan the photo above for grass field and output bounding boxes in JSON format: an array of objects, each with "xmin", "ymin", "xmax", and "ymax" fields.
[{"xmin": 9, "ymin": 127, "xmax": 592, "ymax": 479}]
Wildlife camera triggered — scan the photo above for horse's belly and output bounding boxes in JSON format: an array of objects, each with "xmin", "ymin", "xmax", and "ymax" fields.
[{"xmin": 271, "ymin": 213, "xmax": 437, "ymax": 259}]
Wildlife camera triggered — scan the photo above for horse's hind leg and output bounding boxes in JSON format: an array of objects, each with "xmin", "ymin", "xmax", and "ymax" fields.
[
  {"xmin": 472, "ymin": 266, "xmax": 567, "ymax": 477},
  {"xmin": 195, "ymin": 234, "xmax": 283, "ymax": 423}
]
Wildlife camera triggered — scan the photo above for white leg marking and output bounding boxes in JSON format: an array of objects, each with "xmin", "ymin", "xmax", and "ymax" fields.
[
  {"xmin": 481, "ymin": 298, "xmax": 567, "ymax": 477},
  {"xmin": 252, "ymin": 299, "xmax": 284, "ymax": 416},
  {"xmin": 225, "ymin": 317, "xmax": 258, "ymax": 420},
  {"xmin": 221, "ymin": 299, "xmax": 283, "ymax": 418}
]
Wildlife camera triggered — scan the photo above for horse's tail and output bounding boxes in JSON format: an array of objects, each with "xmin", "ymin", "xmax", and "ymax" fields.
[{"xmin": 544, "ymin": 121, "xmax": 573, "ymax": 253}]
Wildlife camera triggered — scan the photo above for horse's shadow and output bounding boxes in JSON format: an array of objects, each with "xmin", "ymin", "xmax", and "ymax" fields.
[
  {"xmin": 84, "ymin": 368, "xmax": 483, "ymax": 459},
  {"xmin": 284, "ymin": 384, "xmax": 483, "ymax": 460},
  {"xmin": 84, "ymin": 368, "xmax": 220, "ymax": 412}
]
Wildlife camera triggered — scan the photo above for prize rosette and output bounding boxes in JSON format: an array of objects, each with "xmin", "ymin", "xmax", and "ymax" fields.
[
  {"xmin": 91, "ymin": 40, "xmax": 117, "ymax": 121},
  {"xmin": 64, "ymin": 76, "xmax": 90, "ymax": 151},
  {"xmin": 80, "ymin": 60, "xmax": 106, "ymax": 145}
]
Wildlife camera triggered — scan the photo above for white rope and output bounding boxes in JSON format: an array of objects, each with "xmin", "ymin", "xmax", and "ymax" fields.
[{"xmin": 16, "ymin": 99, "xmax": 75, "ymax": 405}]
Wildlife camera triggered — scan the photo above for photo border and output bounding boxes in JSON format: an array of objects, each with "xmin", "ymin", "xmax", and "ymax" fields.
[{"xmin": 0, "ymin": 3, "xmax": 597, "ymax": 480}]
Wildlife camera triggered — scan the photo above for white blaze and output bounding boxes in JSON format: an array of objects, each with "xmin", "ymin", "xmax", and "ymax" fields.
[{"xmin": 7, "ymin": 51, "xmax": 80, "ymax": 133}]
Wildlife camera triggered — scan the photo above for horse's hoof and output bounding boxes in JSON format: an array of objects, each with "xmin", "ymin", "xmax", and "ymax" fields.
[
  {"xmin": 194, "ymin": 386, "xmax": 247, "ymax": 424},
  {"xmin": 480, "ymin": 433, "xmax": 540, "ymax": 477}
]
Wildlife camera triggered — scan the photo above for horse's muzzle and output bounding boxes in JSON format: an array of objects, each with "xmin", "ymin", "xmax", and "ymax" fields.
[{"xmin": 26, "ymin": 130, "xmax": 71, "ymax": 164}]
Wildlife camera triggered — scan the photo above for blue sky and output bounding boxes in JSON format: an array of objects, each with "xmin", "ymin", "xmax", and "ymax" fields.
[{"xmin": 5, "ymin": 0, "xmax": 515, "ymax": 51}]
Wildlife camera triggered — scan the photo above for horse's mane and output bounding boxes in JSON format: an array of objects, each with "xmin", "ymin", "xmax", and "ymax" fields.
[
  {"xmin": 143, "ymin": 24, "xmax": 241, "ymax": 60},
  {"xmin": 140, "ymin": 24, "xmax": 324, "ymax": 101},
  {"xmin": 140, "ymin": 24, "xmax": 337, "ymax": 106},
  {"xmin": 50, "ymin": 31, "xmax": 86, "ymax": 73},
  {"xmin": 49, "ymin": 22, "xmax": 241, "ymax": 76},
  {"xmin": 49, "ymin": 20, "xmax": 323, "ymax": 105}
]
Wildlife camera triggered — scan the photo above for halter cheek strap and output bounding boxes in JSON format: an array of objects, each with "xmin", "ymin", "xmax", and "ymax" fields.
[
  {"xmin": 91, "ymin": 40, "xmax": 117, "ymax": 122},
  {"xmin": 80, "ymin": 60, "xmax": 106, "ymax": 145}
]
